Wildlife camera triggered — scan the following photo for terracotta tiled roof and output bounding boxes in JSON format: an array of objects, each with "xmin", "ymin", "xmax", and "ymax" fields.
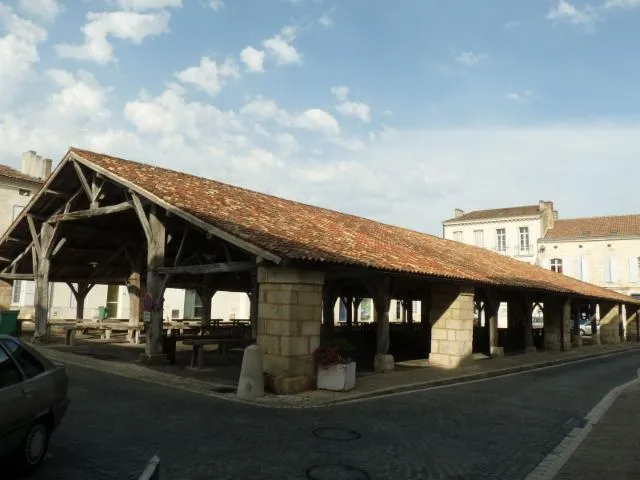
[
  {"xmin": 0, "ymin": 164, "xmax": 43, "ymax": 185},
  {"xmin": 69, "ymin": 148, "xmax": 637, "ymax": 304},
  {"xmin": 444, "ymin": 205, "xmax": 541, "ymax": 223},
  {"xmin": 544, "ymin": 215, "xmax": 640, "ymax": 240}
]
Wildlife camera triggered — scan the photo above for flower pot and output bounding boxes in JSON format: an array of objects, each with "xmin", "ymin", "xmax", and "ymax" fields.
[{"xmin": 317, "ymin": 362, "xmax": 356, "ymax": 391}]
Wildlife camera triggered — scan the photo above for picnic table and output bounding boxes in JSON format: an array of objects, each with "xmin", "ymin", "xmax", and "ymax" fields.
[{"xmin": 183, "ymin": 337, "xmax": 251, "ymax": 369}]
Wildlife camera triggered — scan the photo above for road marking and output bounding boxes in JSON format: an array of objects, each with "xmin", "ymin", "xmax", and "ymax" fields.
[{"xmin": 523, "ymin": 376, "xmax": 639, "ymax": 480}]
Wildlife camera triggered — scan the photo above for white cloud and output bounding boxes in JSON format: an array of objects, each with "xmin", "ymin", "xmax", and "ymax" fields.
[
  {"xmin": 546, "ymin": 1, "xmax": 598, "ymax": 26},
  {"xmin": 241, "ymin": 97, "xmax": 340, "ymax": 136},
  {"xmin": 209, "ymin": 0, "xmax": 225, "ymax": 11},
  {"xmin": 262, "ymin": 26, "xmax": 301, "ymax": 65},
  {"xmin": 0, "ymin": 5, "xmax": 47, "ymax": 105},
  {"xmin": 603, "ymin": 0, "xmax": 640, "ymax": 7},
  {"xmin": 18, "ymin": 0, "xmax": 60, "ymax": 21},
  {"xmin": 275, "ymin": 132, "xmax": 300, "ymax": 155},
  {"xmin": 124, "ymin": 83, "xmax": 242, "ymax": 139},
  {"xmin": 318, "ymin": 14, "xmax": 334, "ymax": 27},
  {"xmin": 116, "ymin": 0, "xmax": 183, "ymax": 10},
  {"xmin": 55, "ymin": 11, "xmax": 171, "ymax": 63},
  {"xmin": 240, "ymin": 46, "xmax": 265, "ymax": 73},
  {"xmin": 454, "ymin": 51, "xmax": 484, "ymax": 66},
  {"xmin": 175, "ymin": 56, "xmax": 239, "ymax": 96},
  {"xmin": 336, "ymin": 101, "xmax": 371, "ymax": 123},
  {"xmin": 505, "ymin": 90, "xmax": 538, "ymax": 102},
  {"xmin": 331, "ymin": 85, "xmax": 350, "ymax": 102},
  {"xmin": 46, "ymin": 69, "xmax": 111, "ymax": 120}
]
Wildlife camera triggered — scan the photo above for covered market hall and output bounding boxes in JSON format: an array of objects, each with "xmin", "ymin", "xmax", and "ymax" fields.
[{"xmin": 0, "ymin": 147, "xmax": 638, "ymax": 394}]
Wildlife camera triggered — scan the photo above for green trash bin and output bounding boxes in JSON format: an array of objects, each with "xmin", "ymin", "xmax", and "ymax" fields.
[
  {"xmin": 98, "ymin": 306, "xmax": 109, "ymax": 320},
  {"xmin": 0, "ymin": 310, "xmax": 20, "ymax": 336}
]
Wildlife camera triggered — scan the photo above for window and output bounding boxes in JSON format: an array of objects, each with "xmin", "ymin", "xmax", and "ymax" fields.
[
  {"xmin": 629, "ymin": 257, "xmax": 640, "ymax": 283},
  {"xmin": 604, "ymin": 257, "xmax": 618, "ymax": 283},
  {"xmin": 550, "ymin": 258, "xmax": 563, "ymax": 274},
  {"xmin": 580, "ymin": 257, "xmax": 589, "ymax": 282},
  {"xmin": 171, "ymin": 309, "xmax": 180, "ymax": 319},
  {"xmin": 12, "ymin": 205, "xmax": 24, "ymax": 220},
  {"xmin": 496, "ymin": 228, "xmax": 506, "ymax": 252},
  {"xmin": 453, "ymin": 231, "xmax": 463, "ymax": 242},
  {"xmin": 473, "ymin": 230, "xmax": 484, "ymax": 247},
  {"xmin": 11, "ymin": 280, "xmax": 22, "ymax": 305},
  {"xmin": 0, "ymin": 347, "xmax": 22, "ymax": 388},
  {"xmin": 519, "ymin": 227, "xmax": 530, "ymax": 252},
  {"xmin": 1, "ymin": 339, "xmax": 45, "ymax": 379}
]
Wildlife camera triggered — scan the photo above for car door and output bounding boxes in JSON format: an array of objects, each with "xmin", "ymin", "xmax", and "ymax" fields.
[
  {"xmin": 0, "ymin": 339, "xmax": 52, "ymax": 428},
  {"xmin": 0, "ymin": 343, "xmax": 27, "ymax": 456}
]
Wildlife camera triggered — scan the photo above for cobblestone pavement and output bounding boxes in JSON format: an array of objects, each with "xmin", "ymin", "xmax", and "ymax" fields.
[
  {"xmin": 554, "ymin": 380, "xmax": 640, "ymax": 480},
  {"xmin": 28, "ymin": 350, "xmax": 640, "ymax": 480}
]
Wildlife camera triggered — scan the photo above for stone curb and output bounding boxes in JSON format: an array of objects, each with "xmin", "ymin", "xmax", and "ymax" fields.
[{"xmin": 36, "ymin": 344, "xmax": 640, "ymax": 410}]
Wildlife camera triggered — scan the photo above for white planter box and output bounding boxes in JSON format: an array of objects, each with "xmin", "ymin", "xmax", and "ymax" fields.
[{"xmin": 317, "ymin": 362, "xmax": 356, "ymax": 391}]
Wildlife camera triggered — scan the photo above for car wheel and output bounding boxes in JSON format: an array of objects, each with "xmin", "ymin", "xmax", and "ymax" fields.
[{"xmin": 11, "ymin": 420, "xmax": 50, "ymax": 477}]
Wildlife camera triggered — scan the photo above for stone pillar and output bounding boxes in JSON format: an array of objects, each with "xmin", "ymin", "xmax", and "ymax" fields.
[
  {"xmin": 126, "ymin": 273, "xmax": 141, "ymax": 341},
  {"xmin": 249, "ymin": 269, "xmax": 259, "ymax": 341},
  {"xmin": 0, "ymin": 281, "xmax": 11, "ymax": 310},
  {"xmin": 429, "ymin": 283, "xmax": 474, "ymax": 368},
  {"xmin": 599, "ymin": 302, "xmax": 620, "ymax": 344},
  {"xmin": 522, "ymin": 299, "xmax": 536, "ymax": 353},
  {"xmin": 506, "ymin": 295, "xmax": 535, "ymax": 352},
  {"xmin": 341, "ymin": 296, "xmax": 353, "ymax": 327},
  {"xmin": 625, "ymin": 306, "xmax": 639, "ymax": 342},
  {"xmin": 353, "ymin": 297, "xmax": 362, "ymax": 325},
  {"xmin": 258, "ymin": 266, "xmax": 323, "ymax": 394},
  {"xmin": 544, "ymin": 297, "xmax": 571, "ymax": 351},
  {"xmin": 591, "ymin": 304, "xmax": 601, "ymax": 345},
  {"xmin": 619, "ymin": 304, "xmax": 627, "ymax": 342},
  {"xmin": 485, "ymin": 295, "xmax": 503, "ymax": 356},
  {"xmin": 373, "ymin": 279, "xmax": 393, "ymax": 372},
  {"xmin": 321, "ymin": 284, "xmax": 337, "ymax": 341}
]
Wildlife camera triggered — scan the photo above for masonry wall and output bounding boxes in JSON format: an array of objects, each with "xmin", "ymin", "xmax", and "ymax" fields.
[
  {"xmin": 429, "ymin": 283, "xmax": 474, "ymax": 368},
  {"xmin": 257, "ymin": 266, "xmax": 324, "ymax": 394},
  {"xmin": 599, "ymin": 303, "xmax": 621, "ymax": 344}
]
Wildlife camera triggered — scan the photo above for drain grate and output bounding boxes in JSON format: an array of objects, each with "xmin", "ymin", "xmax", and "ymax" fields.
[
  {"xmin": 306, "ymin": 464, "xmax": 371, "ymax": 480},
  {"xmin": 312, "ymin": 427, "xmax": 361, "ymax": 441}
]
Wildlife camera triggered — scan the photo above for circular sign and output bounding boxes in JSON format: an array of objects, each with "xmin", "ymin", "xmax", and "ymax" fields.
[{"xmin": 142, "ymin": 292, "xmax": 154, "ymax": 312}]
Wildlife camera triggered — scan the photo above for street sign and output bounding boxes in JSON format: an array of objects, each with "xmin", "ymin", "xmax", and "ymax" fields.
[{"xmin": 143, "ymin": 292, "xmax": 154, "ymax": 312}]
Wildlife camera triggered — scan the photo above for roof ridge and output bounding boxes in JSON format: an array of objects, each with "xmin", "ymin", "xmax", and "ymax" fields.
[{"xmin": 554, "ymin": 213, "xmax": 640, "ymax": 222}]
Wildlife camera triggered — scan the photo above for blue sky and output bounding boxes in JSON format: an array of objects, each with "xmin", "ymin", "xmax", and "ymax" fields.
[{"xmin": 1, "ymin": 0, "xmax": 640, "ymax": 234}]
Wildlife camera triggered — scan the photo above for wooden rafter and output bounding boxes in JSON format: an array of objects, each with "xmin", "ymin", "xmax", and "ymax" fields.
[
  {"xmin": 73, "ymin": 161, "xmax": 92, "ymax": 201},
  {"xmin": 49, "ymin": 201, "xmax": 133, "ymax": 223},
  {"xmin": 156, "ymin": 261, "xmax": 253, "ymax": 275},
  {"xmin": 131, "ymin": 192, "xmax": 152, "ymax": 243}
]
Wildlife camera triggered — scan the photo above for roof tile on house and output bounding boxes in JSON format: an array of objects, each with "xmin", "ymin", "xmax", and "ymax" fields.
[
  {"xmin": 443, "ymin": 205, "xmax": 542, "ymax": 223},
  {"xmin": 0, "ymin": 164, "xmax": 43, "ymax": 185},
  {"xmin": 544, "ymin": 215, "xmax": 640, "ymax": 240},
  {"xmin": 68, "ymin": 148, "xmax": 637, "ymax": 304}
]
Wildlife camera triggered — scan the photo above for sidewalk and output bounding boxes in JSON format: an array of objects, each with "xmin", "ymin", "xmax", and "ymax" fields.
[
  {"xmin": 554, "ymin": 380, "xmax": 640, "ymax": 480},
  {"xmin": 36, "ymin": 341, "xmax": 640, "ymax": 408}
]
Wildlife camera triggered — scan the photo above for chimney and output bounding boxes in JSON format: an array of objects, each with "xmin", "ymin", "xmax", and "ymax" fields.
[
  {"xmin": 539, "ymin": 200, "xmax": 555, "ymax": 233},
  {"xmin": 21, "ymin": 150, "xmax": 50, "ymax": 180},
  {"xmin": 454, "ymin": 208, "xmax": 464, "ymax": 218}
]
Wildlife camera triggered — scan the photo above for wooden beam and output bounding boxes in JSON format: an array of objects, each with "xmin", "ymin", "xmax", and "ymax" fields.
[
  {"xmin": 70, "ymin": 151, "xmax": 281, "ymax": 264},
  {"xmin": 26, "ymin": 215, "xmax": 42, "ymax": 260},
  {"xmin": 51, "ymin": 238, "xmax": 67, "ymax": 258},
  {"xmin": 89, "ymin": 245, "xmax": 129, "ymax": 279},
  {"xmin": 44, "ymin": 189, "xmax": 70, "ymax": 199},
  {"xmin": 131, "ymin": 192, "xmax": 152, "ymax": 243},
  {"xmin": 0, "ymin": 273, "xmax": 34, "ymax": 280},
  {"xmin": 173, "ymin": 229, "xmax": 188, "ymax": 267},
  {"xmin": 0, "ymin": 256, "xmax": 11, "ymax": 263},
  {"xmin": 6, "ymin": 237, "xmax": 28, "ymax": 244},
  {"xmin": 73, "ymin": 161, "xmax": 92, "ymax": 200},
  {"xmin": 49, "ymin": 201, "xmax": 133, "ymax": 223},
  {"xmin": 156, "ymin": 261, "xmax": 253, "ymax": 275}
]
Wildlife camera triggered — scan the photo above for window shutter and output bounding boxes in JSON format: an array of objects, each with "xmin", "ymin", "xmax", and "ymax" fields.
[
  {"xmin": 611, "ymin": 257, "xmax": 618, "ymax": 283},
  {"xmin": 581, "ymin": 257, "xmax": 589, "ymax": 282},
  {"xmin": 629, "ymin": 257, "xmax": 639, "ymax": 283},
  {"xmin": 604, "ymin": 258, "xmax": 612, "ymax": 282},
  {"xmin": 24, "ymin": 280, "xmax": 35, "ymax": 305},
  {"xmin": 562, "ymin": 257, "xmax": 570, "ymax": 276}
]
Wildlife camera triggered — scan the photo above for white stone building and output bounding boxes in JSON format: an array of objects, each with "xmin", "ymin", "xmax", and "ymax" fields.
[
  {"xmin": 0, "ymin": 151, "xmax": 249, "ymax": 322},
  {"xmin": 539, "ymin": 215, "xmax": 640, "ymax": 301}
]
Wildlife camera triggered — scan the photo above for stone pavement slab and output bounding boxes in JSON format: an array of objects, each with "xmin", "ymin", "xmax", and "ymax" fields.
[{"xmin": 554, "ymin": 381, "xmax": 640, "ymax": 480}]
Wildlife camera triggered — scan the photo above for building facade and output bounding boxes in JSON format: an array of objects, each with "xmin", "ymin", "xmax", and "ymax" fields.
[
  {"xmin": 539, "ymin": 215, "xmax": 640, "ymax": 301},
  {"xmin": 442, "ymin": 201, "xmax": 557, "ymax": 265}
]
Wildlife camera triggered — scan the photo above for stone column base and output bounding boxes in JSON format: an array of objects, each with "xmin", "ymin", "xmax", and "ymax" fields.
[
  {"xmin": 490, "ymin": 346, "xmax": 504, "ymax": 357},
  {"xmin": 269, "ymin": 375, "xmax": 311, "ymax": 394},
  {"xmin": 571, "ymin": 336, "xmax": 582, "ymax": 348},
  {"xmin": 138, "ymin": 353, "xmax": 169, "ymax": 366},
  {"xmin": 374, "ymin": 354, "xmax": 394, "ymax": 373},
  {"xmin": 524, "ymin": 346, "xmax": 538, "ymax": 354}
]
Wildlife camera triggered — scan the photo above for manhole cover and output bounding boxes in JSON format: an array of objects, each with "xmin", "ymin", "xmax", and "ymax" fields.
[
  {"xmin": 211, "ymin": 386, "xmax": 236, "ymax": 394},
  {"xmin": 312, "ymin": 428, "xmax": 361, "ymax": 441},
  {"xmin": 306, "ymin": 464, "xmax": 370, "ymax": 480}
]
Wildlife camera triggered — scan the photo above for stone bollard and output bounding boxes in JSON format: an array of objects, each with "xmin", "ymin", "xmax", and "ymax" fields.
[{"xmin": 237, "ymin": 344, "xmax": 264, "ymax": 399}]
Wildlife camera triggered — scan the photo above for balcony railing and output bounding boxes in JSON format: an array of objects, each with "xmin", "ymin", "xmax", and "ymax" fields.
[
  {"xmin": 492, "ymin": 245, "xmax": 535, "ymax": 257},
  {"xmin": 515, "ymin": 245, "xmax": 534, "ymax": 257}
]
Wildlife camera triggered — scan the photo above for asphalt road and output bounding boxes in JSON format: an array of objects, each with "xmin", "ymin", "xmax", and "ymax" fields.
[{"xmin": 28, "ymin": 350, "xmax": 640, "ymax": 480}]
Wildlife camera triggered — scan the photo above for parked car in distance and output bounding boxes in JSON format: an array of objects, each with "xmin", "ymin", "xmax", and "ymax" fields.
[
  {"xmin": 0, "ymin": 334, "xmax": 70, "ymax": 477},
  {"xmin": 580, "ymin": 318, "xmax": 598, "ymax": 336}
]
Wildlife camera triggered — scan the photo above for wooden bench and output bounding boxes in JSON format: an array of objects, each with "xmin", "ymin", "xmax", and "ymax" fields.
[
  {"xmin": 183, "ymin": 338, "xmax": 250, "ymax": 369},
  {"xmin": 46, "ymin": 323, "xmax": 79, "ymax": 346}
]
